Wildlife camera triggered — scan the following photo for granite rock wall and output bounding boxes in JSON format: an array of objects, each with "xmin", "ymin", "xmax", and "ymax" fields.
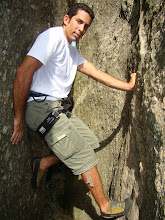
[
  {"xmin": 70, "ymin": 0, "xmax": 164, "ymax": 220},
  {"xmin": 0, "ymin": 0, "xmax": 69, "ymax": 219}
]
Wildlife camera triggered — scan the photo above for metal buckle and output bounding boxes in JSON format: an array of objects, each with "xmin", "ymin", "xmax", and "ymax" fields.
[{"xmin": 52, "ymin": 111, "xmax": 60, "ymax": 118}]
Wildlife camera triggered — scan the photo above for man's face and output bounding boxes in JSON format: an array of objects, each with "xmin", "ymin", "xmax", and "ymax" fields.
[{"xmin": 63, "ymin": 9, "xmax": 92, "ymax": 43}]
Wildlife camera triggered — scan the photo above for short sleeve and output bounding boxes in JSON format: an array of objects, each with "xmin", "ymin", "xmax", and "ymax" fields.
[{"xmin": 27, "ymin": 28, "xmax": 60, "ymax": 65}]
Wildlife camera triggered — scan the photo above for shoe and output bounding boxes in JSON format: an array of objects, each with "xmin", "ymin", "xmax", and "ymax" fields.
[
  {"xmin": 101, "ymin": 198, "xmax": 131, "ymax": 219},
  {"xmin": 31, "ymin": 158, "xmax": 45, "ymax": 189}
]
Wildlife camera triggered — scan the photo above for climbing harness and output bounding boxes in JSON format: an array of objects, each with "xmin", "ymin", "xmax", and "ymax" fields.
[
  {"xmin": 28, "ymin": 91, "xmax": 73, "ymax": 138},
  {"xmin": 28, "ymin": 90, "xmax": 48, "ymax": 102},
  {"xmin": 36, "ymin": 110, "xmax": 60, "ymax": 137}
]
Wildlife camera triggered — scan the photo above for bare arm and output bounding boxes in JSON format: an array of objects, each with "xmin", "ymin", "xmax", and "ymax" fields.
[
  {"xmin": 10, "ymin": 56, "xmax": 43, "ymax": 144},
  {"xmin": 77, "ymin": 61, "xmax": 136, "ymax": 91}
]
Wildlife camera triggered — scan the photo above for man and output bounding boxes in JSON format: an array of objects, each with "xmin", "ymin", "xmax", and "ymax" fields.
[{"xmin": 10, "ymin": 3, "xmax": 136, "ymax": 219}]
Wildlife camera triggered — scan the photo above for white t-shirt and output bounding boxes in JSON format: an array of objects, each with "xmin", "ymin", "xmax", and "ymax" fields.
[{"xmin": 27, "ymin": 26, "xmax": 87, "ymax": 101}]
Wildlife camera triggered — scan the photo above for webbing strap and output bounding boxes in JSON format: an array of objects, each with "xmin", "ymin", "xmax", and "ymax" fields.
[
  {"xmin": 36, "ymin": 111, "xmax": 60, "ymax": 138},
  {"xmin": 35, "ymin": 102, "xmax": 72, "ymax": 138},
  {"xmin": 28, "ymin": 91, "xmax": 48, "ymax": 102},
  {"xmin": 30, "ymin": 91, "xmax": 73, "ymax": 138}
]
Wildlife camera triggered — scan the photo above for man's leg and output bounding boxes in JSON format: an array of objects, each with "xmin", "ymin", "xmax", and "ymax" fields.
[
  {"xmin": 81, "ymin": 165, "xmax": 131, "ymax": 218},
  {"xmin": 40, "ymin": 154, "xmax": 61, "ymax": 171},
  {"xmin": 81, "ymin": 165, "xmax": 109, "ymax": 213},
  {"xmin": 31, "ymin": 154, "xmax": 61, "ymax": 189}
]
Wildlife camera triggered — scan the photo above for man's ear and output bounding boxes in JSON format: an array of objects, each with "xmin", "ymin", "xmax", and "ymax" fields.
[{"xmin": 63, "ymin": 15, "xmax": 70, "ymax": 26}]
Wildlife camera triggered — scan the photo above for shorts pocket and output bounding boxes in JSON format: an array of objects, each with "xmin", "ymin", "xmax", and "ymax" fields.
[
  {"xmin": 45, "ymin": 125, "xmax": 82, "ymax": 161},
  {"xmin": 45, "ymin": 112, "xmax": 88, "ymax": 161}
]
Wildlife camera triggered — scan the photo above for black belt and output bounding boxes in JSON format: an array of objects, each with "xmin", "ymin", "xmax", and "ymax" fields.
[{"xmin": 28, "ymin": 90, "xmax": 48, "ymax": 102}]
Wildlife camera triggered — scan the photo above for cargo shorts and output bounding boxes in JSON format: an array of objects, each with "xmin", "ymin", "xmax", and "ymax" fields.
[{"xmin": 25, "ymin": 100, "xmax": 99, "ymax": 175}]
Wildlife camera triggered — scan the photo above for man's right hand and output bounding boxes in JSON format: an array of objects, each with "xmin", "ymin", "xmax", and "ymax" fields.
[
  {"xmin": 10, "ymin": 56, "xmax": 43, "ymax": 145},
  {"xmin": 10, "ymin": 117, "xmax": 25, "ymax": 145}
]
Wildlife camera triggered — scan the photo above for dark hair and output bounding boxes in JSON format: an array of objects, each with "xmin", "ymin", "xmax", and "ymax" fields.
[{"xmin": 66, "ymin": 3, "xmax": 95, "ymax": 21}]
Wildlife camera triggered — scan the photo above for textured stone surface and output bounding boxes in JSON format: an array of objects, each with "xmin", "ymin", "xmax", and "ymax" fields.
[
  {"xmin": 70, "ymin": 0, "xmax": 165, "ymax": 220},
  {"xmin": 0, "ymin": 0, "xmax": 164, "ymax": 219},
  {"xmin": 0, "ymin": 0, "xmax": 69, "ymax": 219}
]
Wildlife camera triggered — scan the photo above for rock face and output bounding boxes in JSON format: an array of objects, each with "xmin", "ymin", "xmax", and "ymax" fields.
[
  {"xmin": 70, "ymin": 0, "xmax": 165, "ymax": 220},
  {"xmin": 0, "ymin": 0, "xmax": 164, "ymax": 220},
  {"xmin": 0, "ymin": 0, "xmax": 69, "ymax": 219}
]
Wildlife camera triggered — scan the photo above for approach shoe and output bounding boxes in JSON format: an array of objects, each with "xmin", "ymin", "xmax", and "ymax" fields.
[
  {"xmin": 31, "ymin": 158, "xmax": 45, "ymax": 189},
  {"xmin": 101, "ymin": 198, "xmax": 131, "ymax": 219}
]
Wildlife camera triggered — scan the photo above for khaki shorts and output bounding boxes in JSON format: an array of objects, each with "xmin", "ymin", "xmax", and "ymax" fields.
[{"xmin": 25, "ymin": 100, "xmax": 99, "ymax": 175}]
